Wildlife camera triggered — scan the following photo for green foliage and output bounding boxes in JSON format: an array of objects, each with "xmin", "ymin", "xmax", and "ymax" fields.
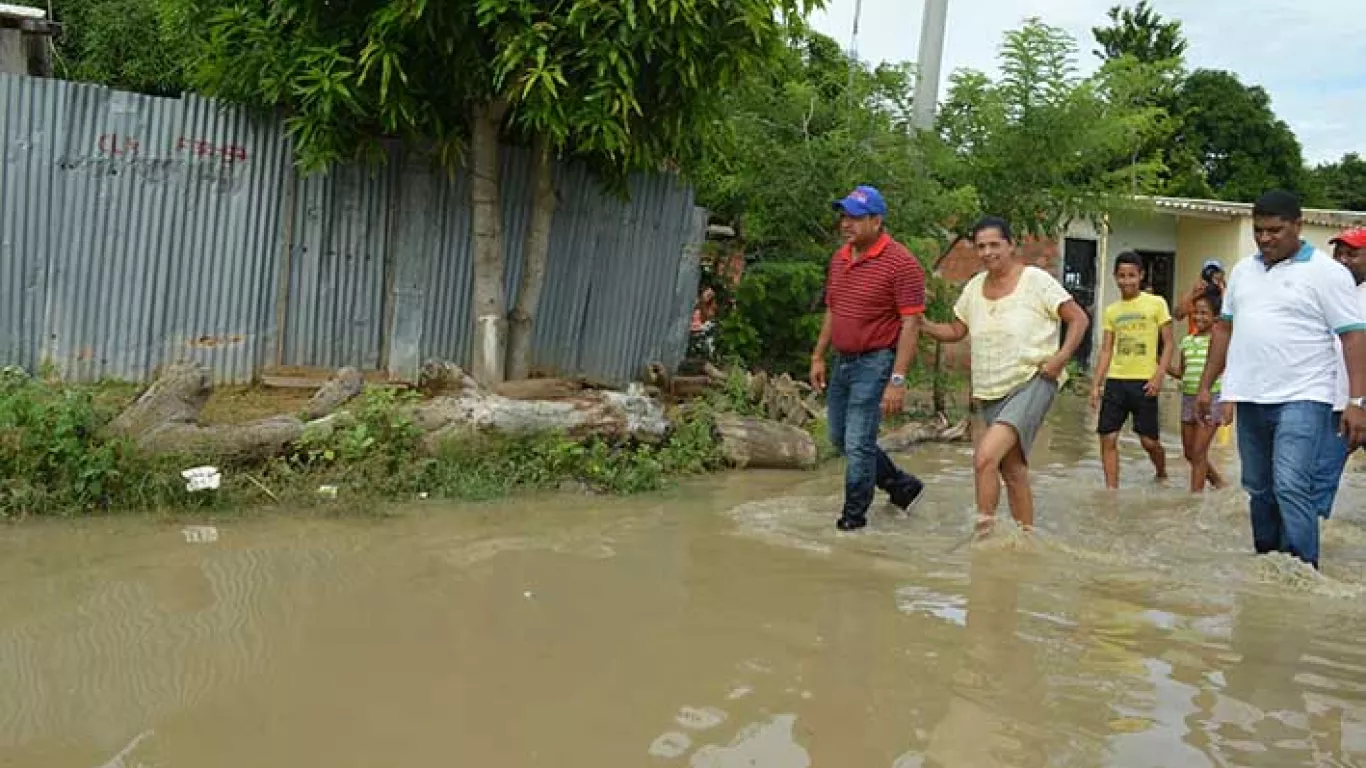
[
  {"xmin": 287, "ymin": 388, "xmax": 424, "ymax": 477},
  {"xmin": 0, "ymin": 374, "xmax": 738, "ymax": 517},
  {"xmin": 1309, "ymin": 154, "xmax": 1366, "ymax": 211},
  {"xmin": 714, "ymin": 261, "xmax": 826, "ymax": 376},
  {"xmin": 174, "ymin": 0, "xmax": 823, "ymax": 177},
  {"xmin": 693, "ymin": 26, "xmax": 973, "ymax": 262},
  {"xmin": 51, "ymin": 0, "xmax": 189, "ymax": 95},
  {"xmin": 0, "ymin": 372, "xmax": 183, "ymax": 517},
  {"xmin": 1092, "ymin": 1, "xmax": 1188, "ymax": 64},
  {"xmin": 934, "ymin": 18, "xmax": 1170, "ymax": 238},
  {"xmin": 281, "ymin": 398, "xmax": 729, "ymax": 501},
  {"xmin": 1168, "ymin": 69, "xmax": 1311, "ymax": 203}
]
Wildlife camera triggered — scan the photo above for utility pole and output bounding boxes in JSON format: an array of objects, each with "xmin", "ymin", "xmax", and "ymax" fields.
[
  {"xmin": 845, "ymin": 0, "xmax": 863, "ymax": 98},
  {"xmin": 911, "ymin": 0, "xmax": 949, "ymax": 131}
]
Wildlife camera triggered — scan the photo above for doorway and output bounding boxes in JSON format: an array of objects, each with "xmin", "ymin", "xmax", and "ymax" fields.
[
  {"xmin": 1134, "ymin": 249, "xmax": 1176, "ymax": 308},
  {"xmin": 1062, "ymin": 238, "xmax": 1098, "ymax": 366}
]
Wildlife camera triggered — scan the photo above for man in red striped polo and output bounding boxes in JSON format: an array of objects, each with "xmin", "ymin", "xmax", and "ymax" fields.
[{"xmin": 809, "ymin": 185, "xmax": 927, "ymax": 531}]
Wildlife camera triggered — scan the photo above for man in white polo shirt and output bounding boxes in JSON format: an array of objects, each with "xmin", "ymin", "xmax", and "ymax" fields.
[
  {"xmin": 1313, "ymin": 226, "xmax": 1366, "ymax": 520},
  {"xmin": 1196, "ymin": 191, "xmax": 1366, "ymax": 569}
]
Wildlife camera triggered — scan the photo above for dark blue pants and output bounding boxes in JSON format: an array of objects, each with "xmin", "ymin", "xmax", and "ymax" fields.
[
  {"xmin": 826, "ymin": 349, "xmax": 921, "ymax": 520},
  {"xmin": 1236, "ymin": 401, "xmax": 1336, "ymax": 568},
  {"xmin": 1313, "ymin": 411, "xmax": 1354, "ymax": 520}
]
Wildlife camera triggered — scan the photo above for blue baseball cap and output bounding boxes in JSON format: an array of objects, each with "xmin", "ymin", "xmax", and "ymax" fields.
[
  {"xmin": 832, "ymin": 185, "xmax": 888, "ymax": 217},
  {"xmin": 1202, "ymin": 259, "xmax": 1223, "ymax": 272}
]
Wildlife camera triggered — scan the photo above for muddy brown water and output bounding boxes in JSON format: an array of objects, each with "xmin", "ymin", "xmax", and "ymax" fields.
[{"xmin": 3, "ymin": 396, "xmax": 1366, "ymax": 767}]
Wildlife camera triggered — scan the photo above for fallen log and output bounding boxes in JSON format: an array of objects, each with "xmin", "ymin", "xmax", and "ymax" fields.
[
  {"xmin": 412, "ymin": 387, "xmax": 670, "ymax": 454},
  {"xmin": 418, "ymin": 359, "xmax": 475, "ymax": 397},
  {"xmin": 302, "ymin": 367, "xmax": 365, "ymax": 420},
  {"xmin": 878, "ymin": 414, "xmax": 970, "ymax": 453},
  {"xmin": 493, "ymin": 377, "xmax": 589, "ymax": 400},
  {"xmin": 668, "ymin": 375, "xmax": 714, "ymax": 399},
  {"xmin": 702, "ymin": 363, "xmax": 819, "ymax": 426},
  {"xmin": 104, "ymin": 363, "xmax": 364, "ymax": 460},
  {"xmin": 714, "ymin": 415, "xmax": 817, "ymax": 470}
]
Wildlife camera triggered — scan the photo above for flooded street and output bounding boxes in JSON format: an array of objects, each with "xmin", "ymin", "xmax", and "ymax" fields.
[{"xmin": 4, "ymin": 395, "xmax": 1366, "ymax": 767}]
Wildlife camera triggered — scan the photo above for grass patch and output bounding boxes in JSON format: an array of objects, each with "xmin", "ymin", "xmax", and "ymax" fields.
[{"xmin": 0, "ymin": 372, "xmax": 734, "ymax": 519}]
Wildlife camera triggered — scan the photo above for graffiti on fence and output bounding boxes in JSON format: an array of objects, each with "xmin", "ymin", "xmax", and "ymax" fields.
[{"xmin": 58, "ymin": 134, "xmax": 252, "ymax": 194}]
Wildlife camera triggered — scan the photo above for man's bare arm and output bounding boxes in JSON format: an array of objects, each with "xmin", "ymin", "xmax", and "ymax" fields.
[
  {"xmin": 891, "ymin": 315, "xmax": 923, "ymax": 377},
  {"xmin": 1198, "ymin": 319, "xmax": 1231, "ymax": 394}
]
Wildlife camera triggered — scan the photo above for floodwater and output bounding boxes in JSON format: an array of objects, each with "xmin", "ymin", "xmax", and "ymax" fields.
[{"xmin": 3, "ymin": 396, "xmax": 1366, "ymax": 768}]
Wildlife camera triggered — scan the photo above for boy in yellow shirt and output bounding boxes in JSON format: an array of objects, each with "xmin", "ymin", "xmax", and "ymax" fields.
[{"xmin": 1090, "ymin": 251, "xmax": 1175, "ymax": 489}]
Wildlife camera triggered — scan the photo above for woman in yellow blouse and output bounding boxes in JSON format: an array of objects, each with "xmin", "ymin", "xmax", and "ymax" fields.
[{"xmin": 923, "ymin": 217, "xmax": 1090, "ymax": 536}]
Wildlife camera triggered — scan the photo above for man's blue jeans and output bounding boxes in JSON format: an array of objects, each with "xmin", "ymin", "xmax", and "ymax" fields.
[
  {"xmin": 827, "ymin": 349, "xmax": 921, "ymax": 521},
  {"xmin": 1236, "ymin": 401, "xmax": 1336, "ymax": 568},
  {"xmin": 1313, "ymin": 412, "xmax": 1351, "ymax": 520}
]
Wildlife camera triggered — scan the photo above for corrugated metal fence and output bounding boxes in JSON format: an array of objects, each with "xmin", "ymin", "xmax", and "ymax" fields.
[{"xmin": 0, "ymin": 74, "xmax": 705, "ymax": 384}]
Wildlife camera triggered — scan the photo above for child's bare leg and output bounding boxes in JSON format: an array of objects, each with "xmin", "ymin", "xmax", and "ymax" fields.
[
  {"xmin": 1181, "ymin": 423, "xmax": 1201, "ymax": 493},
  {"xmin": 1100, "ymin": 432, "xmax": 1121, "ymax": 489},
  {"xmin": 1190, "ymin": 422, "xmax": 1224, "ymax": 489},
  {"xmin": 1139, "ymin": 434, "xmax": 1167, "ymax": 481}
]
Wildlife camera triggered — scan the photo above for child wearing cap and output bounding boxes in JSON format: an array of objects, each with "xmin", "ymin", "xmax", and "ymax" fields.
[{"xmin": 1174, "ymin": 259, "xmax": 1225, "ymax": 337}]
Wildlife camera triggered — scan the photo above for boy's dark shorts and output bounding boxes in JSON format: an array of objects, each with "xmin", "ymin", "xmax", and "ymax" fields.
[{"xmin": 1097, "ymin": 379, "xmax": 1160, "ymax": 439}]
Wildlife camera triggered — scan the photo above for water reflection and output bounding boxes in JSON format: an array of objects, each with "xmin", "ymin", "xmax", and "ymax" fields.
[
  {"xmin": 0, "ymin": 406, "xmax": 1364, "ymax": 767},
  {"xmin": 924, "ymin": 549, "xmax": 1046, "ymax": 768}
]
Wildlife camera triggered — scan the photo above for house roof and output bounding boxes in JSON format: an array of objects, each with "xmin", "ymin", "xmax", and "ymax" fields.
[
  {"xmin": 0, "ymin": 4, "xmax": 45, "ymax": 19},
  {"xmin": 1136, "ymin": 195, "xmax": 1366, "ymax": 229}
]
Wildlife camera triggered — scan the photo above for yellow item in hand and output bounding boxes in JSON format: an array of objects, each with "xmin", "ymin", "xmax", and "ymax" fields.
[{"xmin": 1216, "ymin": 424, "xmax": 1232, "ymax": 446}]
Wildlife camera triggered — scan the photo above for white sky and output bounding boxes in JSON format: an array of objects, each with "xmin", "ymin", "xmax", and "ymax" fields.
[{"xmin": 809, "ymin": 0, "xmax": 1366, "ymax": 164}]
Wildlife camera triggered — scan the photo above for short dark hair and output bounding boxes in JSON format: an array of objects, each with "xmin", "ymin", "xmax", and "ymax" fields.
[
  {"xmin": 1114, "ymin": 251, "xmax": 1144, "ymax": 273},
  {"xmin": 1253, "ymin": 190, "xmax": 1302, "ymax": 221},
  {"xmin": 1194, "ymin": 287, "xmax": 1222, "ymax": 316},
  {"xmin": 971, "ymin": 216, "xmax": 1014, "ymax": 243}
]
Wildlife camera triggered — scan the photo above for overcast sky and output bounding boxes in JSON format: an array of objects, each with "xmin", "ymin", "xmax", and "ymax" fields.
[{"xmin": 809, "ymin": 0, "xmax": 1365, "ymax": 164}]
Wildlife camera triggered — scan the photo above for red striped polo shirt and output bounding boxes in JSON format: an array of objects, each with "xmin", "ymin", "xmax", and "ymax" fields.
[{"xmin": 824, "ymin": 233, "xmax": 926, "ymax": 355}]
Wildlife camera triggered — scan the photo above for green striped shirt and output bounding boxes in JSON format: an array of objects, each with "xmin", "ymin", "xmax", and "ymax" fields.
[{"xmin": 1180, "ymin": 333, "xmax": 1221, "ymax": 395}]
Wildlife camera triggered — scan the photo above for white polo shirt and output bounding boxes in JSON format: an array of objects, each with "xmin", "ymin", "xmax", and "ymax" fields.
[
  {"xmin": 1331, "ymin": 281, "xmax": 1366, "ymax": 410},
  {"xmin": 1221, "ymin": 242, "xmax": 1366, "ymax": 406}
]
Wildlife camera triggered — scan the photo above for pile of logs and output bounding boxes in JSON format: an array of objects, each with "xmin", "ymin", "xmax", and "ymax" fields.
[{"xmin": 103, "ymin": 359, "xmax": 966, "ymax": 472}]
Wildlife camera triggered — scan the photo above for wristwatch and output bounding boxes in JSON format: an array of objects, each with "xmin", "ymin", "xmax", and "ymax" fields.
[
  {"xmin": 1350, "ymin": 396, "xmax": 1366, "ymax": 410},
  {"xmin": 889, "ymin": 373, "xmax": 906, "ymax": 388}
]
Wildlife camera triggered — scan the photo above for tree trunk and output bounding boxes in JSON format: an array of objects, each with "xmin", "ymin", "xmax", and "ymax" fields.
[
  {"xmin": 104, "ymin": 363, "xmax": 363, "ymax": 461},
  {"xmin": 713, "ymin": 415, "xmax": 818, "ymax": 470},
  {"xmin": 469, "ymin": 100, "xmax": 510, "ymax": 386},
  {"xmin": 412, "ymin": 387, "xmax": 669, "ymax": 454},
  {"xmin": 507, "ymin": 136, "xmax": 558, "ymax": 381},
  {"xmin": 493, "ymin": 377, "xmax": 588, "ymax": 400},
  {"xmin": 878, "ymin": 414, "xmax": 970, "ymax": 453}
]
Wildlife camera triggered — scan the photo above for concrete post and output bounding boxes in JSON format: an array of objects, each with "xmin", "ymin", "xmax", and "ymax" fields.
[
  {"xmin": 0, "ymin": 27, "xmax": 24, "ymax": 74},
  {"xmin": 911, "ymin": 0, "xmax": 949, "ymax": 131}
]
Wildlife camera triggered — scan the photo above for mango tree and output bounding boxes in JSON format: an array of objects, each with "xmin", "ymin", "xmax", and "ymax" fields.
[{"xmin": 180, "ymin": 0, "xmax": 819, "ymax": 384}]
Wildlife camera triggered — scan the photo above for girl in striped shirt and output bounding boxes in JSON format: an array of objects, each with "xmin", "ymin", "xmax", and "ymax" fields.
[{"xmin": 1168, "ymin": 290, "xmax": 1229, "ymax": 492}]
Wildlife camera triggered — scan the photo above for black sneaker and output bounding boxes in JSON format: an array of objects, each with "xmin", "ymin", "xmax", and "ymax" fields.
[
  {"xmin": 836, "ymin": 515, "xmax": 868, "ymax": 532},
  {"xmin": 889, "ymin": 480, "xmax": 925, "ymax": 512}
]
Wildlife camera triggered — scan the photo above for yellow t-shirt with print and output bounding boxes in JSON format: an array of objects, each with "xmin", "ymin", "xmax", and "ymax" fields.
[{"xmin": 1102, "ymin": 292, "xmax": 1171, "ymax": 381}]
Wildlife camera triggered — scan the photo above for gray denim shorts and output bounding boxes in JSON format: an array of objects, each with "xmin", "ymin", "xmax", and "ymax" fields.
[{"xmin": 978, "ymin": 374, "xmax": 1059, "ymax": 461}]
